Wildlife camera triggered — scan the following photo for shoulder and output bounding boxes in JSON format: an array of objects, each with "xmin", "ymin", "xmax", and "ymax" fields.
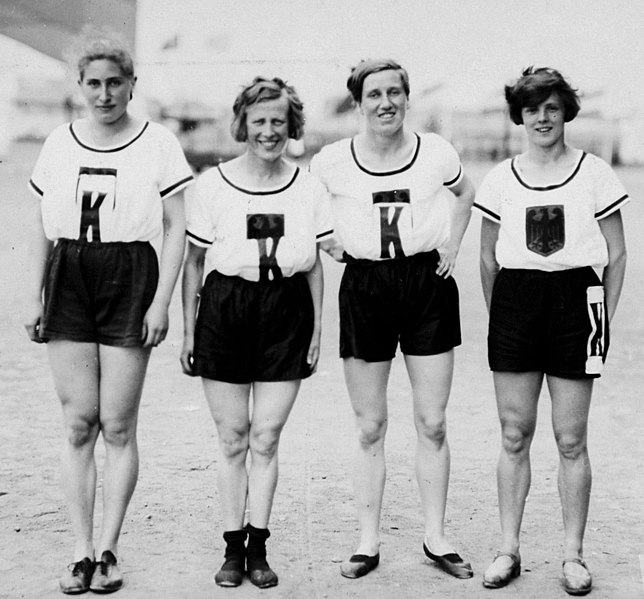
[
  {"xmin": 418, "ymin": 132, "xmax": 456, "ymax": 152},
  {"xmin": 144, "ymin": 121, "xmax": 182, "ymax": 145},
  {"xmin": 579, "ymin": 151, "xmax": 614, "ymax": 175},
  {"xmin": 310, "ymin": 137, "xmax": 352, "ymax": 169},
  {"xmin": 296, "ymin": 167, "xmax": 330, "ymax": 195},
  {"xmin": 481, "ymin": 158, "xmax": 513, "ymax": 184}
]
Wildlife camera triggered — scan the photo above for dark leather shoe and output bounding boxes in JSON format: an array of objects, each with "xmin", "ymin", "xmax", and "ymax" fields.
[
  {"xmin": 59, "ymin": 557, "xmax": 94, "ymax": 594},
  {"xmin": 89, "ymin": 550, "xmax": 123, "ymax": 593},
  {"xmin": 423, "ymin": 543, "xmax": 473, "ymax": 579},
  {"xmin": 247, "ymin": 558, "xmax": 278, "ymax": 588},
  {"xmin": 562, "ymin": 558, "xmax": 592, "ymax": 596},
  {"xmin": 340, "ymin": 554, "xmax": 380, "ymax": 579},
  {"xmin": 482, "ymin": 551, "xmax": 521, "ymax": 588}
]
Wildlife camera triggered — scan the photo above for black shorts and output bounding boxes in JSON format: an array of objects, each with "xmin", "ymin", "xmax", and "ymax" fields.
[
  {"xmin": 339, "ymin": 251, "xmax": 461, "ymax": 362},
  {"xmin": 193, "ymin": 270, "xmax": 314, "ymax": 384},
  {"xmin": 42, "ymin": 238, "xmax": 159, "ymax": 347},
  {"xmin": 488, "ymin": 267, "xmax": 609, "ymax": 378}
]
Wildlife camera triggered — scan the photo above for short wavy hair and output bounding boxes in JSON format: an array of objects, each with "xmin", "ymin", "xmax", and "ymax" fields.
[
  {"xmin": 66, "ymin": 26, "xmax": 135, "ymax": 81},
  {"xmin": 505, "ymin": 66, "xmax": 580, "ymax": 125},
  {"xmin": 346, "ymin": 58, "xmax": 410, "ymax": 103},
  {"xmin": 230, "ymin": 77, "xmax": 305, "ymax": 142}
]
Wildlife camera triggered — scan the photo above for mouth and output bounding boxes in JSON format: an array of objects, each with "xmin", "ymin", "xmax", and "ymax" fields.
[
  {"xmin": 259, "ymin": 139, "xmax": 280, "ymax": 150},
  {"xmin": 378, "ymin": 112, "xmax": 396, "ymax": 120},
  {"xmin": 535, "ymin": 126, "xmax": 552, "ymax": 133},
  {"xmin": 96, "ymin": 105, "xmax": 115, "ymax": 112}
]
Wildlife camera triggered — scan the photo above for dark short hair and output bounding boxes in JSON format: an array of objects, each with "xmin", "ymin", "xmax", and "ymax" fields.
[
  {"xmin": 230, "ymin": 77, "xmax": 305, "ymax": 142},
  {"xmin": 67, "ymin": 26, "xmax": 135, "ymax": 81},
  {"xmin": 346, "ymin": 58, "xmax": 410, "ymax": 103},
  {"xmin": 505, "ymin": 66, "xmax": 580, "ymax": 125}
]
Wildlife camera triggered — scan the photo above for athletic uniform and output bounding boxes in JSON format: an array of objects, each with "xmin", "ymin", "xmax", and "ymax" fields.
[
  {"xmin": 186, "ymin": 164, "xmax": 334, "ymax": 383},
  {"xmin": 474, "ymin": 150, "xmax": 629, "ymax": 377},
  {"xmin": 310, "ymin": 132, "xmax": 464, "ymax": 361},
  {"xmin": 29, "ymin": 121, "xmax": 194, "ymax": 346}
]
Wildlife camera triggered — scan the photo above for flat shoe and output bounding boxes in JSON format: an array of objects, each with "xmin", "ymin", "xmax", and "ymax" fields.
[
  {"xmin": 423, "ymin": 543, "xmax": 473, "ymax": 579},
  {"xmin": 59, "ymin": 557, "xmax": 94, "ymax": 594},
  {"xmin": 89, "ymin": 550, "xmax": 123, "ymax": 594},
  {"xmin": 562, "ymin": 558, "xmax": 592, "ymax": 596},
  {"xmin": 340, "ymin": 553, "xmax": 380, "ymax": 579},
  {"xmin": 482, "ymin": 551, "xmax": 521, "ymax": 588},
  {"xmin": 215, "ymin": 559, "xmax": 245, "ymax": 587}
]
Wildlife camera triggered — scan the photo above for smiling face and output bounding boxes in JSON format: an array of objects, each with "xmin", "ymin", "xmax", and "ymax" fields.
[
  {"xmin": 245, "ymin": 94, "xmax": 290, "ymax": 163},
  {"xmin": 79, "ymin": 59, "xmax": 135, "ymax": 127},
  {"xmin": 521, "ymin": 92, "xmax": 565, "ymax": 149},
  {"xmin": 359, "ymin": 69, "xmax": 408, "ymax": 135}
]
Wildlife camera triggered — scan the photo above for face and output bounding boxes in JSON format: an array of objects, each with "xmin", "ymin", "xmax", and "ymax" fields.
[
  {"xmin": 359, "ymin": 69, "xmax": 408, "ymax": 135},
  {"xmin": 79, "ymin": 59, "xmax": 135, "ymax": 126},
  {"xmin": 521, "ymin": 92, "xmax": 565, "ymax": 148},
  {"xmin": 245, "ymin": 95, "xmax": 290, "ymax": 162}
]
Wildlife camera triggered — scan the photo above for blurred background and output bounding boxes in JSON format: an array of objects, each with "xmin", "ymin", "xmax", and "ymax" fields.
[{"xmin": 1, "ymin": 0, "xmax": 644, "ymax": 170}]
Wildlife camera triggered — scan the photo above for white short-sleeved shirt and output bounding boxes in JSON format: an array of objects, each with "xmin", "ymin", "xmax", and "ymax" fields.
[
  {"xmin": 309, "ymin": 132, "xmax": 463, "ymax": 261},
  {"xmin": 29, "ymin": 121, "xmax": 194, "ymax": 242},
  {"xmin": 186, "ymin": 165, "xmax": 334, "ymax": 282},
  {"xmin": 473, "ymin": 151, "xmax": 629, "ymax": 271}
]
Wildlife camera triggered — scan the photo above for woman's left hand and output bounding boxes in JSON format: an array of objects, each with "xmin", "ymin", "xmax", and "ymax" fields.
[
  {"xmin": 141, "ymin": 301, "xmax": 169, "ymax": 347},
  {"xmin": 307, "ymin": 327, "xmax": 321, "ymax": 372},
  {"xmin": 436, "ymin": 246, "xmax": 458, "ymax": 278}
]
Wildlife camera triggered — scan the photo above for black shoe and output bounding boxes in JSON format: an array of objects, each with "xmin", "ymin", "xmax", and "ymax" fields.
[
  {"xmin": 340, "ymin": 554, "xmax": 380, "ymax": 579},
  {"xmin": 423, "ymin": 543, "xmax": 473, "ymax": 579},
  {"xmin": 59, "ymin": 557, "xmax": 94, "ymax": 594},
  {"xmin": 215, "ymin": 529, "xmax": 247, "ymax": 587},
  {"xmin": 89, "ymin": 550, "xmax": 123, "ymax": 593},
  {"xmin": 245, "ymin": 524, "xmax": 278, "ymax": 588}
]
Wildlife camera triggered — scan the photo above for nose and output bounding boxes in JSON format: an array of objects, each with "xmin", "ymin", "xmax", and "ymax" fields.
[
  {"xmin": 537, "ymin": 106, "xmax": 548, "ymax": 121},
  {"xmin": 98, "ymin": 83, "xmax": 110, "ymax": 102}
]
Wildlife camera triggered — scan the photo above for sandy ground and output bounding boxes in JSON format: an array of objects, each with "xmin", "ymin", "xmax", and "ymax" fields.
[{"xmin": 0, "ymin": 142, "xmax": 643, "ymax": 599}]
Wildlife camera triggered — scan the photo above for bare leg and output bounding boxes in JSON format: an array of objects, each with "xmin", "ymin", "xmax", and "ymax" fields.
[
  {"xmin": 202, "ymin": 379, "xmax": 252, "ymax": 531},
  {"xmin": 247, "ymin": 380, "xmax": 301, "ymax": 527},
  {"xmin": 48, "ymin": 340, "xmax": 100, "ymax": 562},
  {"xmin": 343, "ymin": 358, "xmax": 391, "ymax": 556},
  {"xmin": 547, "ymin": 375, "xmax": 593, "ymax": 561},
  {"xmin": 484, "ymin": 371, "xmax": 542, "ymax": 581},
  {"xmin": 405, "ymin": 351, "xmax": 456, "ymax": 555},
  {"xmin": 95, "ymin": 344, "xmax": 151, "ymax": 556}
]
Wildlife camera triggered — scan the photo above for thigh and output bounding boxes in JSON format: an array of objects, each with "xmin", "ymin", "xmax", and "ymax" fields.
[
  {"xmin": 547, "ymin": 375, "xmax": 593, "ymax": 440},
  {"xmin": 343, "ymin": 358, "xmax": 391, "ymax": 422},
  {"xmin": 493, "ymin": 371, "xmax": 543, "ymax": 434},
  {"xmin": 47, "ymin": 340, "xmax": 100, "ymax": 422},
  {"xmin": 251, "ymin": 380, "xmax": 301, "ymax": 435},
  {"xmin": 404, "ymin": 351, "xmax": 454, "ymax": 423},
  {"xmin": 202, "ymin": 379, "xmax": 251, "ymax": 434},
  {"xmin": 97, "ymin": 344, "xmax": 151, "ymax": 425}
]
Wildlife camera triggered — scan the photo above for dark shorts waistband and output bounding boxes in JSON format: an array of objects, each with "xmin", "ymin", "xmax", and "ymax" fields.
[{"xmin": 343, "ymin": 249, "xmax": 440, "ymax": 268}]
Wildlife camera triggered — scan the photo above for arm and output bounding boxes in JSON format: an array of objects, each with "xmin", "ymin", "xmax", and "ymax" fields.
[
  {"xmin": 24, "ymin": 199, "xmax": 52, "ymax": 343},
  {"xmin": 480, "ymin": 218, "xmax": 501, "ymax": 313},
  {"xmin": 304, "ymin": 247, "xmax": 324, "ymax": 371},
  {"xmin": 598, "ymin": 211, "xmax": 627, "ymax": 322},
  {"xmin": 319, "ymin": 234, "xmax": 346, "ymax": 263},
  {"xmin": 142, "ymin": 192, "xmax": 186, "ymax": 347},
  {"xmin": 180, "ymin": 242, "xmax": 206, "ymax": 375},
  {"xmin": 437, "ymin": 174, "xmax": 476, "ymax": 278}
]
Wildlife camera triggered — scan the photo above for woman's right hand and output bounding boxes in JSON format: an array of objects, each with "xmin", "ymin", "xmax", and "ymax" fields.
[
  {"xmin": 23, "ymin": 298, "xmax": 45, "ymax": 343},
  {"xmin": 180, "ymin": 336, "xmax": 195, "ymax": 375}
]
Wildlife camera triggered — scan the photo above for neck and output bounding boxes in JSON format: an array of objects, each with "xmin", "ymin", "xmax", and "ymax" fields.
[
  {"xmin": 526, "ymin": 139, "xmax": 568, "ymax": 165},
  {"xmin": 243, "ymin": 151, "xmax": 288, "ymax": 181},
  {"xmin": 362, "ymin": 125, "xmax": 409, "ymax": 155},
  {"xmin": 88, "ymin": 111, "xmax": 133, "ymax": 140}
]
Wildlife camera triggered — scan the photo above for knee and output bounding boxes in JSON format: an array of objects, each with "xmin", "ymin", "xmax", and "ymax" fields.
[
  {"xmin": 65, "ymin": 418, "xmax": 99, "ymax": 448},
  {"xmin": 356, "ymin": 417, "xmax": 387, "ymax": 449},
  {"xmin": 500, "ymin": 423, "xmax": 532, "ymax": 457},
  {"xmin": 219, "ymin": 428, "xmax": 249, "ymax": 462},
  {"xmin": 555, "ymin": 431, "xmax": 587, "ymax": 460},
  {"xmin": 416, "ymin": 415, "xmax": 447, "ymax": 448},
  {"xmin": 101, "ymin": 418, "xmax": 136, "ymax": 448},
  {"xmin": 249, "ymin": 426, "xmax": 281, "ymax": 461}
]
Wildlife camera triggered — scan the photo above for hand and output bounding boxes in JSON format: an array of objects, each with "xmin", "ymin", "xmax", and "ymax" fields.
[
  {"xmin": 307, "ymin": 327, "xmax": 321, "ymax": 372},
  {"xmin": 435, "ymin": 246, "xmax": 458, "ymax": 279},
  {"xmin": 319, "ymin": 237, "xmax": 346, "ymax": 263},
  {"xmin": 141, "ymin": 301, "xmax": 169, "ymax": 348},
  {"xmin": 180, "ymin": 337, "xmax": 196, "ymax": 376},
  {"xmin": 23, "ymin": 298, "xmax": 46, "ymax": 344}
]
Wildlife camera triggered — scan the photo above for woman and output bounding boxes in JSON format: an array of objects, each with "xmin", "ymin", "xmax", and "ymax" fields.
[
  {"xmin": 181, "ymin": 77, "xmax": 333, "ymax": 589},
  {"xmin": 476, "ymin": 67, "xmax": 628, "ymax": 595},
  {"xmin": 24, "ymin": 31, "xmax": 193, "ymax": 594},
  {"xmin": 310, "ymin": 59, "xmax": 476, "ymax": 580}
]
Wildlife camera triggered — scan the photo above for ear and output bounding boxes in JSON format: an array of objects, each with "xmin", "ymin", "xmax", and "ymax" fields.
[{"xmin": 130, "ymin": 76, "xmax": 137, "ymax": 100}]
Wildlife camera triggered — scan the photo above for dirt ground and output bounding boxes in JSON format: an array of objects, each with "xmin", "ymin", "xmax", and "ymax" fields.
[{"xmin": 1, "ymin": 142, "xmax": 642, "ymax": 599}]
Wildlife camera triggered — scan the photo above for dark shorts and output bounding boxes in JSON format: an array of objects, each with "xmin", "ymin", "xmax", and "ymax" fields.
[
  {"xmin": 339, "ymin": 250, "xmax": 461, "ymax": 362},
  {"xmin": 488, "ymin": 267, "xmax": 609, "ymax": 379},
  {"xmin": 193, "ymin": 270, "xmax": 314, "ymax": 384},
  {"xmin": 42, "ymin": 238, "xmax": 159, "ymax": 347}
]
